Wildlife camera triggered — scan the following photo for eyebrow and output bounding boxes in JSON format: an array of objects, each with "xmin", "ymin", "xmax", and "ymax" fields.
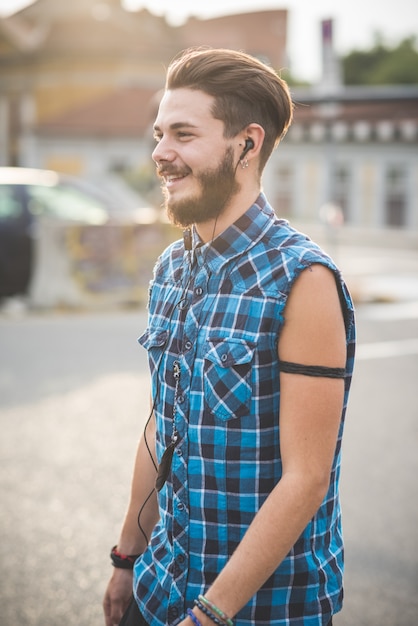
[{"xmin": 153, "ymin": 122, "xmax": 199, "ymax": 133}]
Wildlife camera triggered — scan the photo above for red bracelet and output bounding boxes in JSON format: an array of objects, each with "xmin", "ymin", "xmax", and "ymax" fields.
[{"xmin": 110, "ymin": 545, "xmax": 141, "ymax": 569}]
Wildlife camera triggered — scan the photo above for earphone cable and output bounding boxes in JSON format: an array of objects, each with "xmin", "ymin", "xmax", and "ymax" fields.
[{"xmin": 137, "ymin": 247, "xmax": 194, "ymax": 541}]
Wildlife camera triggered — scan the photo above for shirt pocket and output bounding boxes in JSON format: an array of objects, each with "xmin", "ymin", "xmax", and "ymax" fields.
[
  {"xmin": 204, "ymin": 337, "xmax": 255, "ymax": 421},
  {"xmin": 138, "ymin": 327, "xmax": 169, "ymax": 373}
]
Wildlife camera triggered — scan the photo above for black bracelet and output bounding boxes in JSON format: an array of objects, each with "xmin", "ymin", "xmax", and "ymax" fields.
[{"xmin": 110, "ymin": 545, "xmax": 141, "ymax": 569}]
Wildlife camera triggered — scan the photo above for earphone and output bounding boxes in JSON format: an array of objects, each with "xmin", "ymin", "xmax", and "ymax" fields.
[{"xmin": 239, "ymin": 138, "xmax": 254, "ymax": 161}]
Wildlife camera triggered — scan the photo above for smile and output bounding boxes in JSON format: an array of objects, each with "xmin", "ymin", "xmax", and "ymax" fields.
[
  {"xmin": 166, "ymin": 174, "xmax": 186, "ymax": 183},
  {"xmin": 161, "ymin": 172, "xmax": 189, "ymax": 189},
  {"xmin": 158, "ymin": 165, "xmax": 191, "ymax": 187}
]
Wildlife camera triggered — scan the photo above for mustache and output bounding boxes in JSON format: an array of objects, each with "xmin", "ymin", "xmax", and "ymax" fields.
[{"xmin": 156, "ymin": 164, "xmax": 191, "ymax": 179}]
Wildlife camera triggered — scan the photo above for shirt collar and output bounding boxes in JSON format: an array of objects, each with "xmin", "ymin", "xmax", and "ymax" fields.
[{"xmin": 192, "ymin": 193, "xmax": 279, "ymax": 274}]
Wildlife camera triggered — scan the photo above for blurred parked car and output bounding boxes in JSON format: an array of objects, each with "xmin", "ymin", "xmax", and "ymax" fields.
[{"xmin": 0, "ymin": 167, "xmax": 158, "ymax": 299}]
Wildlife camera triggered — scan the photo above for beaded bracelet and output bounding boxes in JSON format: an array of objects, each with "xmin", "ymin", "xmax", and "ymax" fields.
[
  {"xmin": 194, "ymin": 600, "xmax": 225, "ymax": 626},
  {"xmin": 187, "ymin": 608, "xmax": 203, "ymax": 626},
  {"xmin": 198, "ymin": 595, "xmax": 234, "ymax": 626}
]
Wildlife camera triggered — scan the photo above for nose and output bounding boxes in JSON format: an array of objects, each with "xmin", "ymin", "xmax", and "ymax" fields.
[{"xmin": 152, "ymin": 138, "xmax": 175, "ymax": 165}]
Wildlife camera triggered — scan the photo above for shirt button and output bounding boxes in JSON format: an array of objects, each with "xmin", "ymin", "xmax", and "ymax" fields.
[
  {"xmin": 195, "ymin": 286, "xmax": 203, "ymax": 296},
  {"xmin": 221, "ymin": 353, "xmax": 228, "ymax": 363},
  {"xmin": 177, "ymin": 553, "xmax": 186, "ymax": 564},
  {"xmin": 177, "ymin": 502, "xmax": 185, "ymax": 511},
  {"xmin": 185, "ymin": 340, "xmax": 192, "ymax": 350},
  {"xmin": 177, "ymin": 395, "xmax": 184, "ymax": 404},
  {"xmin": 168, "ymin": 606, "xmax": 179, "ymax": 620}
]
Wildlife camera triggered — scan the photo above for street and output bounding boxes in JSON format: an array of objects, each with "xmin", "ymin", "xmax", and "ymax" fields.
[{"xmin": 0, "ymin": 296, "xmax": 417, "ymax": 625}]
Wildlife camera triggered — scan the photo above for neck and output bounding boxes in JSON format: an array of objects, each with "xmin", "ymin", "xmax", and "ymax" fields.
[{"xmin": 195, "ymin": 186, "xmax": 260, "ymax": 243}]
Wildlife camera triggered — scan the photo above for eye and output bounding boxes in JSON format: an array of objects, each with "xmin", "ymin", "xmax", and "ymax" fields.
[{"xmin": 177, "ymin": 131, "xmax": 194, "ymax": 140}]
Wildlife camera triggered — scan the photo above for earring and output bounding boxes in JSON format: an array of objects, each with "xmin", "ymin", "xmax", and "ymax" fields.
[{"xmin": 240, "ymin": 157, "xmax": 249, "ymax": 169}]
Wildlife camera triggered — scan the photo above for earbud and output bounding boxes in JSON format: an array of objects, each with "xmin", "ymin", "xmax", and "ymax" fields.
[{"xmin": 239, "ymin": 138, "xmax": 254, "ymax": 161}]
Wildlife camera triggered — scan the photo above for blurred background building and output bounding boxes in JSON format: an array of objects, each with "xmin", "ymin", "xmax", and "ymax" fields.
[
  {"xmin": 0, "ymin": 0, "xmax": 417, "ymax": 232},
  {"xmin": 0, "ymin": 1, "xmax": 286, "ymax": 181}
]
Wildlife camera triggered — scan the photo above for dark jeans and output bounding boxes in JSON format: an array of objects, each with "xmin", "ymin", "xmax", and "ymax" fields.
[
  {"xmin": 119, "ymin": 598, "xmax": 334, "ymax": 626},
  {"xmin": 119, "ymin": 596, "xmax": 148, "ymax": 626}
]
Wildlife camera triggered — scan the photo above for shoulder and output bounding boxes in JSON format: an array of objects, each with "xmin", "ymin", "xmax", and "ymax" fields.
[
  {"xmin": 287, "ymin": 263, "xmax": 341, "ymax": 308},
  {"xmin": 261, "ymin": 219, "xmax": 339, "ymax": 284},
  {"xmin": 261, "ymin": 215, "xmax": 329, "ymax": 264},
  {"xmin": 279, "ymin": 263, "xmax": 347, "ymax": 365}
]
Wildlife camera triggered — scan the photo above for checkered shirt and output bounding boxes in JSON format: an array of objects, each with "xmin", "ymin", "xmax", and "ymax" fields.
[{"xmin": 135, "ymin": 193, "xmax": 356, "ymax": 625}]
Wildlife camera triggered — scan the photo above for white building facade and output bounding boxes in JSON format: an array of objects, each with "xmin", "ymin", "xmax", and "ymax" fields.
[{"xmin": 263, "ymin": 86, "xmax": 418, "ymax": 231}]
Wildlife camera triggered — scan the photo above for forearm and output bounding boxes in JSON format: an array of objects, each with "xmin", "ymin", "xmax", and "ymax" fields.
[
  {"xmin": 116, "ymin": 415, "xmax": 160, "ymax": 555},
  {"xmin": 202, "ymin": 387, "xmax": 343, "ymax": 619},
  {"xmin": 201, "ymin": 473, "xmax": 328, "ymax": 621},
  {"xmin": 104, "ymin": 415, "xmax": 159, "ymax": 626}
]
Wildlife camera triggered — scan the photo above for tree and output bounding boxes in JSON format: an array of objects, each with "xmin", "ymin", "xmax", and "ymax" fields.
[{"xmin": 342, "ymin": 35, "xmax": 418, "ymax": 85}]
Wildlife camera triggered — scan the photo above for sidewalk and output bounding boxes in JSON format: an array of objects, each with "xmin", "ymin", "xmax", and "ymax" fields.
[
  {"xmin": 338, "ymin": 245, "xmax": 418, "ymax": 304},
  {"xmin": 297, "ymin": 223, "xmax": 418, "ymax": 304}
]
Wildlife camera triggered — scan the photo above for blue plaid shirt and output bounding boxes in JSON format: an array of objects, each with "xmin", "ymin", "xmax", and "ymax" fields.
[{"xmin": 136, "ymin": 193, "xmax": 356, "ymax": 626}]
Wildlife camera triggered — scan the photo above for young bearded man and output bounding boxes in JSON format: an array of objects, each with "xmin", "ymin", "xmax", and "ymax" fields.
[{"xmin": 103, "ymin": 47, "xmax": 356, "ymax": 626}]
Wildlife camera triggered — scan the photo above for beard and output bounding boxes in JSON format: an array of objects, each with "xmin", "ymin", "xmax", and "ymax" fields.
[{"xmin": 161, "ymin": 146, "xmax": 240, "ymax": 227}]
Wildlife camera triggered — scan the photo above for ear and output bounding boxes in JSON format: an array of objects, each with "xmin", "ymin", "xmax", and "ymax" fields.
[{"xmin": 238, "ymin": 124, "xmax": 265, "ymax": 161}]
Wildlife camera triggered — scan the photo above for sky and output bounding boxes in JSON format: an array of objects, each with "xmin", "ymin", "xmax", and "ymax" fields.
[{"xmin": 0, "ymin": 0, "xmax": 417, "ymax": 82}]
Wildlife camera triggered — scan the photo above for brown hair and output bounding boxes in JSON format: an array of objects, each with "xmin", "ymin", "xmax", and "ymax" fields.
[{"xmin": 166, "ymin": 47, "xmax": 293, "ymax": 170}]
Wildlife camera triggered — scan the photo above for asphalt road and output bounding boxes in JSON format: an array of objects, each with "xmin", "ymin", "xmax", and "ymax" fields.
[{"xmin": 0, "ymin": 299, "xmax": 417, "ymax": 626}]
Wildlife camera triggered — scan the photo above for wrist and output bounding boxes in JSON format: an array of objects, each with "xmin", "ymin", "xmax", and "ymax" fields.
[
  {"xmin": 193, "ymin": 596, "xmax": 234, "ymax": 626},
  {"xmin": 110, "ymin": 545, "xmax": 141, "ymax": 569}
]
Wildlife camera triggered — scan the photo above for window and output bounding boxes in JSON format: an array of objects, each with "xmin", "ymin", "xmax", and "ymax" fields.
[
  {"xmin": 385, "ymin": 165, "xmax": 407, "ymax": 227},
  {"xmin": 275, "ymin": 165, "xmax": 293, "ymax": 217},
  {"xmin": 0, "ymin": 185, "xmax": 24, "ymax": 220},
  {"xmin": 26, "ymin": 184, "xmax": 108, "ymax": 225},
  {"xmin": 332, "ymin": 165, "xmax": 351, "ymax": 223}
]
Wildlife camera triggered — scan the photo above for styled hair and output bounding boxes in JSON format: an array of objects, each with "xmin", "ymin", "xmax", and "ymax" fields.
[{"xmin": 166, "ymin": 47, "xmax": 293, "ymax": 170}]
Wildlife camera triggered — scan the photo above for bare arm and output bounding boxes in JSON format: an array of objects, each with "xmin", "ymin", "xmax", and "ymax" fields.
[
  {"xmin": 103, "ymin": 411, "xmax": 160, "ymax": 626},
  {"xmin": 183, "ymin": 264, "xmax": 347, "ymax": 625}
]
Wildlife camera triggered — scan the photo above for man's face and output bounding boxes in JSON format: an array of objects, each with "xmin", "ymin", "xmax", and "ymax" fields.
[{"xmin": 152, "ymin": 88, "xmax": 240, "ymax": 227}]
